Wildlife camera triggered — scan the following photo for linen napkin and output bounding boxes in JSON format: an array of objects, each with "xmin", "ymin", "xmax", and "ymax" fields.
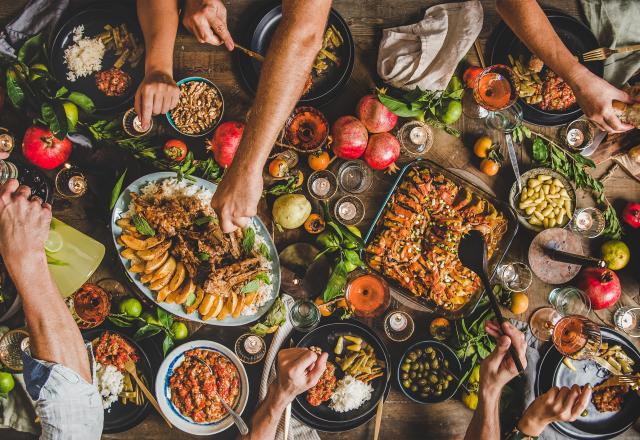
[
  {"xmin": 258, "ymin": 294, "xmax": 319, "ymax": 440},
  {"xmin": 377, "ymin": 1, "xmax": 483, "ymax": 91}
]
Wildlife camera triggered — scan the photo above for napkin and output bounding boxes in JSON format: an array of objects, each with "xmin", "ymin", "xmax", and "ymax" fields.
[
  {"xmin": 258, "ymin": 294, "xmax": 319, "ymax": 440},
  {"xmin": 377, "ymin": 1, "xmax": 483, "ymax": 91}
]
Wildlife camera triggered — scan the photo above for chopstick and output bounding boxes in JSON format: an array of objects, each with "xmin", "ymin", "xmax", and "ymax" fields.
[{"xmin": 373, "ymin": 398, "xmax": 384, "ymax": 440}]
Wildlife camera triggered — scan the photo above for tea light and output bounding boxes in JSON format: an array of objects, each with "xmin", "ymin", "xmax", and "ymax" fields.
[
  {"xmin": 0, "ymin": 131, "xmax": 15, "ymax": 154},
  {"xmin": 574, "ymin": 210, "xmax": 593, "ymax": 230},
  {"xmin": 311, "ymin": 177, "xmax": 331, "ymax": 197},
  {"xmin": 243, "ymin": 335, "xmax": 264, "ymax": 355},
  {"xmin": 307, "ymin": 170, "xmax": 338, "ymax": 200},
  {"xmin": 337, "ymin": 201, "xmax": 357, "ymax": 221},
  {"xmin": 388, "ymin": 312, "xmax": 408, "ymax": 331},
  {"xmin": 68, "ymin": 175, "xmax": 87, "ymax": 196},
  {"xmin": 55, "ymin": 165, "xmax": 88, "ymax": 198},
  {"xmin": 123, "ymin": 108, "xmax": 152, "ymax": 137},
  {"xmin": 566, "ymin": 128, "xmax": 585, "ymax": 148}
]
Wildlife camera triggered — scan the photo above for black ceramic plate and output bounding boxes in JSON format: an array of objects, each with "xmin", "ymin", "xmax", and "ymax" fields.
[
  {"xmin": 536, "ymin": 327, "xmax": 640, "ymax": 439},
  {"xmin": 235, "ymin": 4, "xmax": 354, "ymax": 107},
  {"xmin": 49, "ymin": 4, "xmax": 144, "ymax": 114},
  {"xmin": 291, "ymin": 320, "xmax": 391, "ymax": 432},
  {"xmin": 488, "ymin": 9, "xmax": 603, "ymax": 126},
  {"xmin": 83, "ymin": 328, "xmax": 155, "ymax": 434}
]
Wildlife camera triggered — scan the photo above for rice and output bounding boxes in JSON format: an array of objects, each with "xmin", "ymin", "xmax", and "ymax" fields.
[
  {"xmin": 329, "ymin": 375, "xmax": 373, "ymax": 412},
  {"xmin": 64, "ymin": 25, "xmax": 105, "ymax": 82},
  {"xmin": 96, "ymin": 363, "xmax": 124, "ymax": 409}
]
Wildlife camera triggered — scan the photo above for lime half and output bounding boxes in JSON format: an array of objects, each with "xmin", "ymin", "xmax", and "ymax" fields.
[{"xmin": 45, "ymin": 230, "xmax": 63, "ymax": 253}]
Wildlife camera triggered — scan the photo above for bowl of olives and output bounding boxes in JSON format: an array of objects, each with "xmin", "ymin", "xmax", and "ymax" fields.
[{"xmin": 397, "ymin": 340, "xmax": 461, "ymax": 404}]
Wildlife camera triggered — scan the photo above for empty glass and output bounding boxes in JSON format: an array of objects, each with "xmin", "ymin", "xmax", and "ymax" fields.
[
  {"xmin": 495, "ymin": 261, "xmax": 532, "ymax": 292},
  {"xmin": 337, "ymin": 160, "xmax": 373, "ymax": 194},
  {"xmin": 548, "ymin": 287, "xmax": 591, "ymax": 317},
  {"xmin": 289, "ymin": 299, "xmax": 320, "ymax": 332},
  {"xmin": 614, "ymin": 306, "xmax": 640, "ymax": 338}
]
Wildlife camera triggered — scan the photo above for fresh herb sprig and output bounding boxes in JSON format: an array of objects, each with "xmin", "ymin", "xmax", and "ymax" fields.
[{"xmin": 108, "ymin": 307, "xmax": 178, "ymax": 355}]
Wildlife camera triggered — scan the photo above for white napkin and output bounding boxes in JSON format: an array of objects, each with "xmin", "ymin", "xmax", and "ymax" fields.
[
  {"xmin": 258, "ymin": 294, "xmax": 319, "ymax": 440},
  {"xmin": 377, "ymin": 1, "xmax": 483, "ymax": 91}
]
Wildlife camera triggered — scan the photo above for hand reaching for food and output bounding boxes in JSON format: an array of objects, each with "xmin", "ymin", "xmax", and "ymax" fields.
[
  {"xmin": 134, "ymin": 70, "xmax": 180, "ymax": 131},
  {"xmin": 183, "ymin": 0, "xmax": 234, "ymax": 50},
  {"xmin": 275, "ymin": 348, "xmax": 329, "ymax": 401},
  {"xmin": 480, "ymin": 321, "xmax": 528, "ymax": 393},
  {"xmin": 517, "ymin": 385, "xmax": 592, "ymax": 437},
  {"xmin": 210, "ymin": 166, "xmax": 263, "ymax": 233}
]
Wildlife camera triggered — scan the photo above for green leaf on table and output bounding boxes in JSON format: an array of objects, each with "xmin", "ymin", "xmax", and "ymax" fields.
[
  {"xmin": 377, "ymin": 92, "xmax": 424, "ymax": 118},
  {"xmin": 17, "ymin": 34, "xmax": 43, "ymax": 65},
  {"xmin": 156, "ymin": 307, "xmax": 172, "ymax": 328},
  {"xmin": 110, "ymin": 169, "xmax": 127, "ymax": 210},
  {"xmin": 531, "ymin": 137, "xmax": 549, "ymax": 163},
  {"xmin": 162, "ymin": 333, "xmax": 175, "ymax": 356},
  {"xmin": 343, "ymin": 249, "xmax": 364, "ymax": 269},
  {"xmin": 41, "ymin": 101, "xmax": 68, "ymax": 139},
  {"xmin": 66, "ymin": 91, "xmax": 95, "ymax": 113},
  {"xmin": 132, "ymin": 214, "xmax": 156, "ymax": 236},
  {"xmin": 242, "ymin": 227, "xmax": 255, "ymax": 255},
  {"xmin": 133, "ymin": 324, "xmax": 162, "ymax": 340},
  {"xmin": 322, "ymin": 260, "xmax": 348, "ymax": 302},
  {"xmin": 54, "ymin": 86, "xmax": 68, "ymax": 99}
]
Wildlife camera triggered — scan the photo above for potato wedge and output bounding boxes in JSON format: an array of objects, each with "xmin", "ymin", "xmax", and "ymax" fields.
[
  {"xmin": 121, "ymin": 234, "xmax": 164, "ymax": 251},
  {"xmin": 198, "ymin": 293, "xmax": 215, "ymax": 316},
  {"xmin": 140, "ymin": 273, "xmax": 154, "ymax": 283},
  {"xmin": 174, "ymin": 277, "xmax": 195, "ymax": 305},
  {"xmin": 145, "ymin": 251, "xmax": 169, "ymax": 274},
  {"xmin": 128, "ymin": 262, "xmax": 145, "ymax": 273},
  {"xmin": 117, "ymin": 237, "xmax": 126, "ymax": 247},
  {"xmin": 244, "ymin": 292, "xmax": 258, "ymax": 306},
  {"xmin": 231, "ymin": 293, "xmax": 245, "ymax": 318},
  {"xmin": 136, "ymin": 240, "xmax": 171, "ymax": 261},
  {"xmin": 116, "ymin": 218, "xmax": 139, "ymax": 235},
  {"xmin": 185, "ymin": 287, "xmax": 205, "ymax": 314},
  {"xmin": 150, "ymin": 270, "xmax": 174, "ymax": 291},
  {"xmin": 168, "ymin": 262, "xmax": 186, "ymax": 292},
  {"xmin": 165, "ymin": 291, "xmax": 178, "ymax": 304},
  {"xmin": 150, "ymin": 256, "xmax": 176, "ymax": 282},
  {"xmin": 157, "ymin": 284, "xmax": 174, "ymax": 302},
  {"xmin": 204, "ymin": 295, "xmax": 224, "ymax": 321},
  {"xmin": 217, "ymin": 295, "xmax": 234, "ymax": 320},
  {"xmin": 120, "ymin": 248, "xmax": 137, "ymax": 260}
]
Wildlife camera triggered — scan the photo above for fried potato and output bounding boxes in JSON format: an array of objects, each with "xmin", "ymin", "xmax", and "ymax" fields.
[
  {"xmin": 150, "ymin": 270, "xmax": 174, "ymax": 291},
  {"xmin": 120, "ymin": 248, "xmax": 137, "ymax": 260},
  {"xmin": 168, "ymin": 262, "xmax": 186, "ymax": 292},
  {"xmin": 140, "ymin": 272, "xmax": 154, "ymax": 283},
  {"xmin": 117, "ymin": 237, "xmax": 126, "ymax": 247},
  {"xmin": 174, "ymin": 277, "xmax": 195, "ymax": 305},
  {"xmin": 185, "ymin": 287, "xmax": 204, "ymax": 314},
  {"xmin": 157, "ymin": 284, "xmax": 174, "ymax": 302},
  {"xmin": 203, "ymin": 295, "xmax": 224, "ymax": 321},
  {"xmin": 128, "ymin": 262, "xmax": 145, "ymax": 273},
  {"xmin": 121, "ymin": 234, "xmax": 164, "ymax": 251},
  {"xmin": 116, "ymin": 218, "xmax": 138, "ymax": 235},
  {"xmin": 232, "ymin": 293, "xmax": 245, "ymax": 318},
  {"xmin": 198, "ymin": 293, "xmax": 215, "ymax": 316},
  {"xmin": 244, "ymin": 292, "xmax": 257, "ymax": 306},
  {"xmin": 165, "ymin": 291, "xmax": 178, "ymax": 303},
  {"xmin": 150, "ymin": 256, "xmax": 176, "ymax": 282},
  {"xmin": 217, "ymin": 295, "xmax": 234, "ymax": 320},
  {"xmin": 136, "ymin": 240, "xmax": 171, "ymax": 261},
  {"xmin": 144, "ymin": 251, "xmax": 169, "ymax": 274}
]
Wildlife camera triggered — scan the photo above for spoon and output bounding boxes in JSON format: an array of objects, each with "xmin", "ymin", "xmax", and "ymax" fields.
[
  {"xmin": 458, "ymin": 230, "xmax": 525, "ymax": 376},
  {"xmin": 188, "ymin": 355, "xmax": 249, "ymax": 435}
]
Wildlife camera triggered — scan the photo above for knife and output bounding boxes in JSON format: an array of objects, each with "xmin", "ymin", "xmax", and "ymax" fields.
[{"xmin": 543, "ymin": 246, "xmax": 606, "ymax": 268}]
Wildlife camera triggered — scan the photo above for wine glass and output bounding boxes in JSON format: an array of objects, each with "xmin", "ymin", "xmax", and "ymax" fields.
[
  {"xmin": 530, "ymin": 286, "xmax": 592, "ymax": 342},
  {"xmin": 470, "ymin": 64, "xmax": 519, "ymax": 122},
  {"xmin": 552, "ymin": 315, "xmax": 601, "ymax": 360}
]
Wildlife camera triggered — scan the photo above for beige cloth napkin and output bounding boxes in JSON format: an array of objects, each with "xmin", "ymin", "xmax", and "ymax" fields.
[
  {"xmin": 377, "ymin": 1, "xmax": 483, "ymax": 91},
  {"xmin": 258, "ymin": 295, "xmax": 319, "ymax": 440}
]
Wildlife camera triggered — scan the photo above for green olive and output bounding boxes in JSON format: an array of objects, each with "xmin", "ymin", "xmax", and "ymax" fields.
[
  {"xmin": 444, "ymin": 359, "xmax": 449, "ymax": 368},
  {"xmin": 431, "ymin": 359, "xmax": 439, "ymax": 369},
  {"xmin": 434, "ymin": 390, "xmax": 442, "ymax": 397},
  {"xmin": 410, "ymin": 385, "xmax": 418, "ymax": 393},
  {"xmin": 408, "ymin": 351, "xmax": 418, "ymax": 361},
  {"xmin": 402, "ymin": 379, "xmax": 411, "ymax": 389},
  {"xmin": 425, "ymin": 347, "xmax": 434, "ymax": 354},
  {"xmin": 411, "ymin": 363, "xmax": 419, "ymax": 371},
  {"xmin": 401, "ymin": 363, "xmax": 411, "ymax": 372},
  {"xmin": 401, "ymin": 372, "xmax": 409, "ymax": 380},
  {"xmin": 446, "ymin": 374, "xmax": 453, "ymax": 381},
  {"xmin": 429, "ymin": 351, "xmax": 436, "ymax": 360},
  {"xmin": 419, "ymin": 363, "xmax": 425, "ymax": 372},
  {"xmin": 410, "ymin": 371, "xmax": 417, "ymax": 379},
  {"xmin": 429, "ymin": 374, "xmax": 438, "ymax": 384},
  {"xmin": 418, "ymin": 378, "xmax": 427, "ymax": 386}
]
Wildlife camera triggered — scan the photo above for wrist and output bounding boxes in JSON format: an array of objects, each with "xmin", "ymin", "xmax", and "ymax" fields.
[
  {"xmin": 145, "ymin": 64, "xmax": 173, "ymax": 78},
  {"xmin": 564, "ymin": 64, "xmax": 592, "ymax": 90},
  {"xmin": 517, "ymin": 413, "xmax": 546, "ymax": 437},
  {"xmin": 270, "ymin": 382, "xmax": 295, "ymax": 408},
  {"xmin": 5, "ymin": 250, "xmax": 48, "ymax": 286},
  {"xmin": 478, "ymin": 381, "xmax": 503, "ymax": 402}
]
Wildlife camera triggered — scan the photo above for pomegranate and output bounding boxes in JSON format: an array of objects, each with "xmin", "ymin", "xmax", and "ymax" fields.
[
  {"xmin": 206, "ymin": 121, "xmax": 244, "ymax": 168},
  {"xmin": 331, "ymin": 116, "xmax": 368, "ymax": 160},
  {"xmin": 364, "ymin": 132, "xmax": 400, "ymax": 172},
  {"xmin": 22, "ymin": 126, "xmax": 72, "ymax": 170},
  {"xmin": 576, "ymin": 267, "xmax": 621, "ymax": 310},
  {"xmin": 356, "ymin": 94, "xmax": 397, "ymax": 133}
]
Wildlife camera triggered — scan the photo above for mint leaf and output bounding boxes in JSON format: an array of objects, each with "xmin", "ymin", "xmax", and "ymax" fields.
[{"xmin": 132, "ymin": 214, "xmax": 155, "ymax": 236}]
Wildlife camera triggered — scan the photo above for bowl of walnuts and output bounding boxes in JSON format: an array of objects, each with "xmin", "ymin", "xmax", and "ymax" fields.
[{"xmin": 166, "ymin": 77, "xmax": 224, "ymax": 137}]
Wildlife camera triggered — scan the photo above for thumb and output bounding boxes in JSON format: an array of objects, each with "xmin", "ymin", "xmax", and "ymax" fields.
[{"xmin": 486, "ymin": 335, "xmax": 511, "ymax": 367}]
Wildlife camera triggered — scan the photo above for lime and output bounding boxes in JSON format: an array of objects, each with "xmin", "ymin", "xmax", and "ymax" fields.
[
  {"xmin": 62, "ymin": 101, "xmax": 79, "ymax": 132},
  {"xmin": 44, "ymin": 229, "xmax": 63, "ymax": 253},
  {"xmin": 0, "ymin": 372, "xmax": 15, "ymax": 394},
  {"xmin": 141, "ymin": 311, "xmax": 161, "ymax": 326},
  {"xmin": 171, "ymin": 322, "xmax": 188, "ymax": 340},
  {"xmin": 440, "ymin": 100, "xmax": 462, "ymax": 124},
  {"xmin": 119, "ymin": 298, "xmax": 142, "ymax": 318}
]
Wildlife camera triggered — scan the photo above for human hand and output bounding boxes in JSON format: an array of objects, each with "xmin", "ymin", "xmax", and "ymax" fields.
[
  {"xmin": 0, "ymin": 152, "xmax": 8, "ymax": 160},
  {"xmin": 183, "ymin": 0, "xmax": 234, "ymax": 50},
  {"xmin": 0, "ymin": 179, "xmax": 51, "ymax": 264},
  {"xmin": 210, "ymin": 166, "xmax": 262, "ymax": 233},
  {"xmin": 479, "ymin": 321, "xmax": 527, "ymax": 395},
  {"xmin": 275, "ymin": 348, "xmax": 328, "ymax": 402},
  {"xmin": 568, "ymin": 68, "xmax": 634, "ymax": 133},
  {"xmin": 134, "ymin": 70, "xmax": 180, "ymax": 131},
  {"xmin": 517, "ymin": 385, "xmax": 592, "ymax": 436}
]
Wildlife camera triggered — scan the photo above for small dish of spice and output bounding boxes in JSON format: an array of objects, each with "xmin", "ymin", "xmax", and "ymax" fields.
[{"xmin": 167, "ymin": 77, "xmax": 224, "ymax": 137}]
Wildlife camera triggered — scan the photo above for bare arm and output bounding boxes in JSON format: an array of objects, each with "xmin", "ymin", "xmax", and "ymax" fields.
[
  {"xmin": 212, "ymin": 0, "xmax": 331, "ymax": 233},
  {"xmin": 495, "ymin": 0, "xmax": 633, "ymax": 133},
  {"xmin": 0, "ymin": 180, "xmax": 91, "ymax": 383},
  {"xmin": 465, "ymin": 387, "xmax": 501, "ymax": 440}
]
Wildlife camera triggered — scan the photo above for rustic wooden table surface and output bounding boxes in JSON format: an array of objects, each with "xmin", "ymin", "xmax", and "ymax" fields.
[{"xmin": 1, "ymin": 0, "xmax": 639, "ymax": 439}]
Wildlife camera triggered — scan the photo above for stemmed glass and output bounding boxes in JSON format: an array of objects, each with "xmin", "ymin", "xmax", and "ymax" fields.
[
  {"xmin": 552, "ymin": 315, "xmax": 602, "ymax": 360},
  {"xmin": 530, "ymin": 287, "xmax": 591, "ymax": 342},
  {"xmin": 468, "ymin": 65, "xmax": 520, "ymax": 126}
]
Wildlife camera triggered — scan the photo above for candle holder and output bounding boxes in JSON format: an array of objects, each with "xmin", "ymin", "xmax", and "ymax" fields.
[
  {"xmin": 123, "ymin": 108, "xmax": 152, "ymax": 137},
  {"xmin": 561, "ymin": 119, "xmax": 595, "ymax": 153},
  {"xmin": 55, "ymin": 164, "xmax": 88, "ymax": 198},
  {"xmin": 0, "ymin": 127, "xmax": 15, "ymax": 154},
  {"xmin": 334, "ymin": 195, "xmax": 365, "ymax": 226},
  {"xmin": 337, "ymin": 160, "xmax": 373, "ymax": 194},
  {"xmin": 307, "ymin": 170, "xmax": 338, "ymax": 200},
  {"xmin": 234, "ymin": 333, "xmax": 267, "ymax": 364},
  {"xmin": 570, "ymin": 207, "xmax": 605, "ymax": 238},
  {"xmin": 383, "ymin": 310, "xmax": 414, "ymax": 342},
  {"xmin": 398, "ymin": 121, "xmax": 433, "ymax": 157}
]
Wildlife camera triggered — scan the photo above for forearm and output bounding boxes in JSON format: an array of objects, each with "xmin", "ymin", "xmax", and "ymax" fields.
[
  {"xmin": 495, "ymin": 0, "xmax": 590, "ymax": 86},
  {"xmin": 464, "ymin": 387, "xmax": 502, "ymax": 440},
  {"xmin": 228, "ymin": 0, "xmax": 330, "ymax": 178},
  {"xmin": 237, "ymin": 383, "xmax": 291, "ymax": 440},
  {"xmin": 137, "ymin": 0, "xmax": 179, "ymax": 74},
  {"xmin": 6, "ymin": 254, "xmax": 91, "ymax": 383}
]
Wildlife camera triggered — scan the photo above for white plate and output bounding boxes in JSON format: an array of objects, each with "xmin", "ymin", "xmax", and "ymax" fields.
[
  {"xmin": 155, "ymin": 340, "xmax": 249, "ymax": 436},
  {"xmin": 110, "ymin": 172, "xmax": 280, "ymax": 326}
]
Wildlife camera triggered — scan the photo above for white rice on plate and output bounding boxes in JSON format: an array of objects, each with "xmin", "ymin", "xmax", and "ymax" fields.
[
  {"xmin": 64, "ymin": 25, "xmax": 105, "ymax": 82},
  {"xmin": 96, "ymin": 363, "xmax": 124, "ymax": 409},
  {"xmin": 329, "ymin": 375, "xmax": 373, "ymax": 412}
]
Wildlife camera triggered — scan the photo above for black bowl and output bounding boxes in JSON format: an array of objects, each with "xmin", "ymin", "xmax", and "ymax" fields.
[{"xmin": 396, "ymin": 340, "xmax": 461, "ymax": 404}]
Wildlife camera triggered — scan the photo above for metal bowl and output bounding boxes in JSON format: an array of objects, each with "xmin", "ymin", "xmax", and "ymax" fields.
[
  {"xmin": 166, "ymin": 77, "xmax": 224, "ymax": 138},
  {"xmin": 509, "ymin": 167, "xmax": 576, "ymax": 233}
]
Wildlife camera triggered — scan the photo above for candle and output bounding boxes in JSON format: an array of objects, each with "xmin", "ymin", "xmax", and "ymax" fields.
[
  {"xmin": 338, "ymin": 201, "xmax": 357, "ymax": 221},
  {"xmin": 311, "ymin": 177, "xmax": 331, "ymax": 197},
  {"xmin": 243, "ymin": 335, "xmax": 264, "ymax": 355},
  {"xmin": 0, "ymin": 133, "xmax": 15, "ymax": 153},
  {"xmin": 409, "ymin": 125, "xmax": 429, "ymax": 145},
  {"xmin": 68, "ymin": 175, "xmax": 87, "ymax": 195},
  {"xmin": 575, "ymin": 210, "xmax": 593, "ymax": 230},
  {"xmin": 389, "ymin": 312, "xmax": 408, "ymax": 331},
  {"xmin": 566, "ymin": 128, "xmax": 584, "ymax": 148}
]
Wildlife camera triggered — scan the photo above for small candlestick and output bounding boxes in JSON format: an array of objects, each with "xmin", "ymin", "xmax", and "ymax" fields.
[
  {"xmin": 312, "ymin": 177, "xmax": 330, "ymax": 197},
  {"xmin": 334, "ymin": 195, "xmax": 365, "ymax": 226},
  {"xmin": 0, "ymin": 128, "xmax": 15, "ymax": 154},
  {"xmin": 384, "ymin": 311, "xmax": 414, "ymax": 342},
  {"xmin": 55, "ymin": 165, "xmax": 88, "ymax": 199},
  {"xmin": 307, "ymin": 170, "xmax": 337, "ymax": 200},
  {"xmin": 562, "ymin": 119, "xmax": 595, "ymax": 152},
  {"xmin": 398, "ymin": 121, "xmax": 433, "ymax": 157},
  {"xmin": 566, "ymin": 128, "xmax": 584, "ymax": 148},
  {"xmin": 123, "ymin": 108, "xmax": 152, "ymax": 137},
  {"xmin": 235, "ymin": 333, "xmax": 266, "ymax": 364},
  {"xmin": 570, "ymin": 207, "xmax": 605, "ymax": 238}
]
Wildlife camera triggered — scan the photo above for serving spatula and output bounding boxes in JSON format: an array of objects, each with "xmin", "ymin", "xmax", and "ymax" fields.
[{"xmin": 124, "ymin": 358, "xmax": 173, "ymax": 428}]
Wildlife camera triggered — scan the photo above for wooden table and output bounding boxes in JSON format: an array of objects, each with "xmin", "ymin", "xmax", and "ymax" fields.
[{"xmin": 1, "ymin": 1, "xmax": 639, "ymax": 439}]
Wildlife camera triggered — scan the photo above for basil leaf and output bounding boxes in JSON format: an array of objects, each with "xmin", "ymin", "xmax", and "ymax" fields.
[
  {"xmin": 377, "ymin": 92, "xmax": 424, "ymax": 118},
  {"xmin": 242, "ymin": 227, "xmax": 255, "ymax": 255},
  {"xmin": 162, "ymin": 333, "xmax": 175, "ymax": 356},
  {"xmin": 110, "ymin": 169, "xmax": 127, "ymax": 210},
  {"xmin": 531, "ymin": 137, "xmax": 548, "ymax": 163},
  {"xmin": 240, "ymin": 279, "xmax": 261, "ymax": 294},
  {"xmin": 132, "ymin": 214, "xmax": 156, "ymax": 236},
  {"xmin": 197, "ymin": 251, "xmax": 210, "ymax": 261},
  {"xmin": 193, "ymin": 215, "xmax": 214, "ymax": 226},
  {"xmin": 259, "ymin": 243, "xmax": 272, "ymax": 261},
  {"xmin": 322, "ymin": 259, "xmax": 348, "ymax": 302},
  {"xmin": 67, "ymin": 91, "xmax": 95, "ymax": 113},
  {"xmin": 254, "ymin": 272, "xmax": 271, "ymax": 284},
  {"xmin": 134, "ymin": 324, "xmax": 162, "ymax": 340}
]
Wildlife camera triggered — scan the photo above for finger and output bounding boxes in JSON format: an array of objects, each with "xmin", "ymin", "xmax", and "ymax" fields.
[
  {"xmin": 0, "ymin": 179, "xmax": 19, "ymax": 199},
  {"xmin": 219, "ymin": 216, "xmax": 237, "ymax": 234},
  {"xmin": 614, "ymin": 89, "xmax": 635, "ymax": 105},
  {"xmin": 563, "ymin": 384, "xmax": 580, "ymax": 406},
  {"xmin": 233, "ymin": 216, "xmax": 251, "ymax": 230},
  {"xmin": 160, "ymin": 94, "xmax": 173, "ymax": 115},
  {"xmin": 291, "ymin": 350, "xmax": 318, "ymax": 375},
  {"xmin": 29, "ymin": 196, "xmax": 42, "ymax": 205},
  {"xmin": 152, "ymin": 92, "xmax": 164, "ymax": 116},
  {"xmin": 169, "ymin": 88, "xmax": 180, "ymax": 111},
  {"xmin": 306, "ymin": 352, "xmax": 328, "ymax": 385},
  {"xmin": 603, "ymin": 112, "xmax": 633, "ymax": 132},
  {"xmin": 14, "ymin": 185, "xmax": 31, "ymax": 199},
  {"xmin": 0, "ymin": 152, "xmax": 8, "ymax": 160},
  {"xmin": 196, "ymin": 16, "xmax": 221, "ymax": 45},
  {"xmin": 140, "ymin": 89, "xmax": 154, "ymax": 130},
  {"xmin": 571, "ymin": 385, "xmax": 592, "ymax": 417},
  {"xmin": 211, "ymin": 16, "xmax": 234, "ymax": 50},
  {"xmin": 42, "ymin": 202, "xmax": 52, "ymax": 211},
  {"xmin": 501, "ymin": 321, "xmax": 526, "ymax": 361},
  {"xmin": 486, "ymin": 335, "xmax": 511, "ymax": 368}
]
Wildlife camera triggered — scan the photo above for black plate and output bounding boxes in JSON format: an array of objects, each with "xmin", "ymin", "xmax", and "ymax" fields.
[
  {"xmin": 235, "ymin": 4, "xmax": 354, "ymax": 107},
  {"xmin": 396, "ymin": 340, "xmax": 461, "ymax": 404},
  {"xmin": 488, "ymin": 9, "xmax": 603, "ymax": 126},
  {"xmin": 291, "ymin": 320, "xmax": 391, "ymax": 432},
  {"xmin": 49, "ymin": 4, "xmax": 144, "ymax": 115},
  {"xmin": 536, "ymin": 327, "xmax": 640, "ymax": 439},
  {"xmin": 83, "ymin": 328, "xmax": 155, "ymax": 434}
]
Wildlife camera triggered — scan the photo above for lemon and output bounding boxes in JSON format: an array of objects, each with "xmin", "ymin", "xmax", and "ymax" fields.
[
  {"xmin": 63, "ymin": 101, "xmax": 79, "ymax": 132},
  {"xmin": 45, "ymin": 229, "xmax": 63, "ymax": 253}
]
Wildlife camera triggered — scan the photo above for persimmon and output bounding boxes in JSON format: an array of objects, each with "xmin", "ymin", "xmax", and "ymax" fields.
[
  {"xmin": 429, "ymin": 317, "xmax": 451, "ymax": 340},
  {"xmin": 304, "ymin": 213, "xmax": 326, "ymax": 234},
  {"xmin": 510, "ymin": 292, "xmax": 529, "ymax": 314},
  {"xmin": 308, "ymin": 150, "xmax": 331, "ymax": 171},
  {"xmin": 473, "ymin": 136, "xmax": 493, "ymax": 158},
  {"xmin": 268, "ymin": 158, "xmax": 289, "ymax": 178},
  {"xmin": 480, "ymin": 158, "xmax": 500, "ymax": 176}
]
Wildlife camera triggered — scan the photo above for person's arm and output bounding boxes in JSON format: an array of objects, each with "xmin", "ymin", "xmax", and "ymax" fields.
[
  {"xmin": 134, "ymin": 0, "xmax": 181, "ymax": 130},
  {"xmin": 514, "ymin": 385, "xmax": 591, "ymax": 438},
  {"xmin": 464, "ymin": 321, "xmax": 528, "ymax": 440},
  {"xmin": 0, "ymin": 180, "xmax": 91, "ymax": 383},
  {"xmin": 238, "ymin": 348, "xmax": 328, "ymax": 440},
  {"xmin": 212, "ymin": 0, "xmax": 331, "ymax": 233},
  {"xmin": 495, "ymin": 0, "xmax": 634, "ymax": 133}
]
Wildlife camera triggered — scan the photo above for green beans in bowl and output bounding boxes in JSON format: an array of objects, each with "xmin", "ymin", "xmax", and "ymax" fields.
[{"xmin": 397, "ymin": 340, "xmax": 461, "ymax": 404}]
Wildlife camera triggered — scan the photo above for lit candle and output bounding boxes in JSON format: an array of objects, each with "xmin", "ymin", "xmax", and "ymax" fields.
[
  {"xmin": 566, "ymin": 128, "xmax": 585, "ymax": 148},
  {"xmin": 338, "ymin": 201, "xmax": 357, "ymax": 221},
  {"xmin": 389, "ymin": 312, "xmax": 408, "ymax": 331},
  {"xmin": 311, "ymin": 177, "xmax": 331, "ymax": 197},
  {"xmin": 243, "ymin": 335, "xmax": 264, "ymax": 355},
  {"xmin": 409, "ymin": 125, "xmax": 429, "ymax": 145},
  {"xmin": 0, "ymin": 133, "xmax": 15, "ymax": 153},
  {"xmin": 575, "ymin": 210, "xmax": 593, "ymax": 230}
]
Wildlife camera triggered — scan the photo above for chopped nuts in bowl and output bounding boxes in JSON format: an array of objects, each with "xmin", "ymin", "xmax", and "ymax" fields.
[{"xmin": 167, "ymin": 77, "xmax": 224, "ymax": 137}]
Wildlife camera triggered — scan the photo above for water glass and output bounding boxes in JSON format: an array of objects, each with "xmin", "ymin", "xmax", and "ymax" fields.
[
  {"xmin": 548, "ymin": 287, "xmax": 591, "ymax": 317},
  {"xmin": 495, "ymin": 261, "xmax": 532, "ymax": 292},
  {"xmin": 289, "ymin": 299, "xmax": 320, "ymax": 332},
  {"xmin": 614, "ymin": 306, "xmax": 640, "ymax": 338},
  {"xmin": 337, "ymin": 160, "xmax": 373, "ymax": 194},
  {"xmin": 570, "ymin": 207, "xmax": 605, "ymax": 238},
  {"xmin": 485, "ymin": 102, "xmax": 523, "ymax": 132}
]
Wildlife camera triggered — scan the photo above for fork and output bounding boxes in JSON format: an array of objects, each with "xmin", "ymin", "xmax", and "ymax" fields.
[
  {"xmin": 594, "ymin": 374, "xmax": 640, "ymax": 390},
  {"xmin": 123, "ymin": 358, "xmax": 173, "ymax": 428},
  {"xmin": 583, "ymin": 44, "xmax": 640, "ymax": 62}
]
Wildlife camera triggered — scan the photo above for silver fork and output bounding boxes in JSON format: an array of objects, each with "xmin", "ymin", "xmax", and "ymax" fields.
[{"xmin": 583, "ymin": 44, "xmax": 640, "ymax": 62}]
